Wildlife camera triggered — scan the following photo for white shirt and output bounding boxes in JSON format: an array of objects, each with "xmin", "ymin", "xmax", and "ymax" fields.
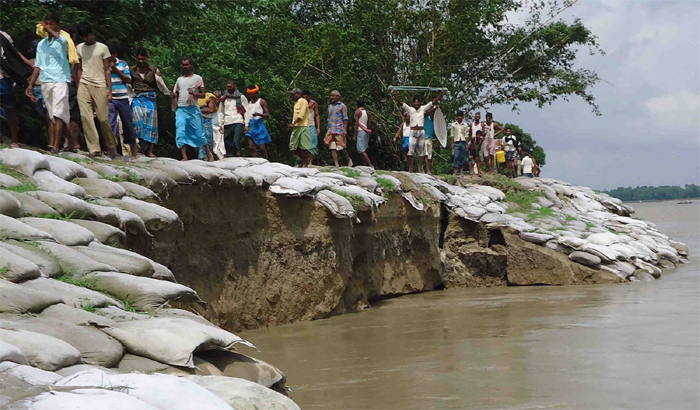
[
  {"xmin": 470, "ymin": 121, "xmax": 482, "ymax": 139},
  {"xmin": 450, "ymin": 121, "xmax": 469, "ymax": 142},
  {"xmin": 218, "ymin": 93, "xmax": 248, "ymax": 126},
  {"xmin": 522, "ymin": 156, "xmax": 534, "ymax": 174},
  {"xmin": 401, "ymin": 102, "xmax": 433, "ymax": 128}
]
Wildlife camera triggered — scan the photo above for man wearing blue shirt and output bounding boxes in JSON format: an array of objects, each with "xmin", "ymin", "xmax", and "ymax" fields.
[
  {"xmin": 26, "ymin": 13, "xmax": 70, "ymax": 154},
  {"xmin": 107, "ymin": 40, "xmax": 138, "ymax": 159}
]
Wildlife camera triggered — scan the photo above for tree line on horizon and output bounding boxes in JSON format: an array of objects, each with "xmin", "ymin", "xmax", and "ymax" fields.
[
  {"xmin": 603, "ymin": 185, "xmax": 700, "ymax": 202},
  {"xmin": 1, "ymin": 0, "xmax": 600, "ymax": 171}
]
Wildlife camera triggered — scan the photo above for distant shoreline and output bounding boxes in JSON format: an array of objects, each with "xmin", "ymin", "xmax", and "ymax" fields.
[{"xmin": 624, "ymin": 198, "xmax": 700, "ymax": 204}]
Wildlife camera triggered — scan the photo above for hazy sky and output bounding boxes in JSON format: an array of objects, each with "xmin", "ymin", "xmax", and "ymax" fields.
[{"xmin": 488, "ymin": 0, "xmax": 700, "ymax": 190}]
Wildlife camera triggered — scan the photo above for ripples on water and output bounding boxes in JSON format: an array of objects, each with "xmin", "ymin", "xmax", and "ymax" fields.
[{"xmin": 242, "ymin": 201, "xmax": 700, "ymax": 409}]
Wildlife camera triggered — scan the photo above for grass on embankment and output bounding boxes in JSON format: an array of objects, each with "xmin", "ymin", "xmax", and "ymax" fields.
[{"xmin": 0, "ymin": 163, "xmax": 38, "ymax": 192}]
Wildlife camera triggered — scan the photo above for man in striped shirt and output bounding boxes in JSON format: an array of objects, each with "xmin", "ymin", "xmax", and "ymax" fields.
[
  {"xmin": 107, "ymin": 40, "xmax": 138, "ymax": 158},
  {"xmin": 324, "ymin": 90, "xmax": 352, "ymax": 167}
]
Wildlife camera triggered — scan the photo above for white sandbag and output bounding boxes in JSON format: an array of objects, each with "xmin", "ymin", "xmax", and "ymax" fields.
[
  {"xmin": 198, "ymin": 350, "xmax": 284, "ymax": 389},
  {"xmin": 55, "ymin": 364, "xmax": 119, "ymax": 377},
  {"xmin": 5, "ymin": 192, "xmax": 56, "ymax": 216},
  {"xmin": 270, "ymin": 177, "xmax": 322, "ymax": 197},
  {"xmin": 83, "ymin": 161, "xmax": 130, "ymax": 180},
  {"xmin": 131, "ymin": 167, "xmax": 179, "ymax": 191},
  {"xmin": 73, "ymin": 177, "xmax": 126, "ymax": 198},
  {"xmin": 101, "ymin": 317, "xmax": 254, "ymax": 368},
  {"xmin": 117, "ymin": 181, "xmax": 158, "ymax": 201},
  {"xmin": 0, "ymin": 278, "xmax": 62, "ymax": 314},
  {"xmin": 0, "ymin": 341, "xmax": 28, "ymax": 365},
  {"xmin": 185, "ymin": 375, "xmax": 300, "ymax": 410},
  {"xmin": 232, "ymin": 167, "xmax": 264, "ymax": 187},
  {"xmin": 0, "ymin": 148, "xmax": 50, "ymax": 176},
  {"xmin": 400, "ymin": 191, "xmax": 425, "ymax": 211},
  {"xmin": 25, "ymin": 191, "xmax": 95, "ymax": 218},
  {"xmin": 0, "ymin": 214, "xmax": 55, "ymax": 242},
  {"xmin": 89, "ymin": 203, "xmax": 150, "ymax": 236},
  {"xmin": 90, "ymin": 272, "xmax": 199, "ymax": 311},
  {"xmin": 586, "ymin": 232, "xmax": 620, "ymax": 247},
  {"xmin": 172, "ymin": 161, "xmax": 226, "ymax": 184},
  {"xmin": 465, "ymin": 184, "xmax": 506, "ymax": 202},
  {"xmin": 13, "ymin": 389, "xmax": 161, "ymax": 410},
  {"xmin": 39, "ymin": 303, "xmax": 115, "ymax": 327},
  {"xmin": 331, "ymin": 185, "xmax": 385, "ymax": 207},
  {"xmin": 267, "ymin": 162, "xmax": 319, "ymax": 177},
  {"xmin": 354, "ymin": 176, "xmax": 379, "ymax": 192},
  {"xmin": 0, "ymin": 172, "xmax": 22, "ymax": 187},
  {"xmin": 0, "ymin": 190, "xmax": 24, "ymax": 217},
  {"xmin": 150, "ymin": 261, "xmax": 176, "ymax": 282},
  {"xmin": 315, "ymin": 190, "xmax": 354, "ymax": 218},
  {"xmin": 68, "ymin": 220, "xmax": 126, "ymax": 245},
  {"xmin": 55, "ymin": 370, "xmax": 233, "ymax": 410},
  {"xmin": 30, "ymin": 170, "xmax": 86, "ymax": 197},
  {"xmin": 144, "ymin": 162, "xmax": 192, "ymax": 184},
  {"xmin": 74, "ymin": 242, "xmax": 155, "ymax": 277},
  {"xmin": 582, "ymin": 243, "xmax": 620, "ymax": 263},
  {"xmin": 656, "ymin": 244, "xmax": 680, "ymax": 264},
  {"xmin": 20, "ymin": 277, "xmax": 124, "ymax": 310},
  {"xmin": 42, "ymin": 156, "xmax": 76, "ymax": 180},
  {"xmin": 316, "ymin": 190, "xmax": 355, "ymax": 218},
  {"xmin": 0, "ymin": 246, "xmax": 41, "ymax": 282},
  {"xmin": 97, "ymin": 197, "xmax": 179, "ymax": 232},
  {"xmin": 0, "ymin": 328, "xmax": 80, "ymax": 371},
  {"xmin": 1, "ymin": 317, "xmax": 124, "ymax": 367},
  {"xmin": 315, "ymin": 172, "xmax": 357, "ymax": 185},
  {"xmin": 35, "ymin": 241, "xmax": 117, "ymax": 276},
  {"xmin": 556, "ymin": 236, "xmax": 588, "ymax": 250},
  {"xmin": 218, "ymin": 157, "xmax": 268, "ymax": 168},
  {"xmin": 114, "ymin": 353, "xmax": 178, "ymax": 374},
  {"xmin": 0, "ymin": 362, "xmax": 61, "ymax": 386},
  {"xmin": 19, "ymin": 218, "xmax": 94, "ymax": 246},
  {"xmin": 609, "ymin": 243, "xmax": 637, "ymax": 261}
]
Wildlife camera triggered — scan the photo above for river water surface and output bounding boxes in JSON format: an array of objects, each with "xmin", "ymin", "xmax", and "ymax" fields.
[{"xmin": 241, "ymin": 201, "xmax": 699, "ymax": 409}]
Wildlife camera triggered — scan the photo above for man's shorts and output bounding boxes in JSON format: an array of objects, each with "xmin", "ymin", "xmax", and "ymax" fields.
[
  {"xmin": 408, "ymin": 129, "xmax": 426, "ymax": 156},
  {"xmin": 0, "ymin": 78, "xmax": 14, "ymax": 108},
  {"xmin": 41, "ymin": 82, "xmax": 70, "ymax": 124},
  {"xmin": 469, "ymin": 147, "xmax": 480, "ymax": 161},
  {"xmin": 324, "ymin": 132, "xmax": 346, "ymax": 151},
  {"xmin": 357, "ymin": 129, "xmax": 369, "ymax": 154},
  {"xmin": 482, "ymin": 137, "xmax": 496, "ymax": 157},
  {"xmin": 290, "ymin": 126, "xmax": 312, "ymax": 151},
  {"xmin": 424, "ymin": 138, "xmax": 434, "ymax": 159},
  {"xmin": 505, "ymin": 149, "xmax": 519, "ymax": 161}
]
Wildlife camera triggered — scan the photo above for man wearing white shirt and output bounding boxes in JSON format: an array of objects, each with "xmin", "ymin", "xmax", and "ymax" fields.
[
  {"xmin": 217, "ymin": 79, "xmax": 248, "ymax": 157},
  {"xmin": 390, "ymin": 88, "xmax": 445, "ymax": 172},
  {"xmin": 521, "ymin": 152, "xmax": 535, "ymax": 177}
]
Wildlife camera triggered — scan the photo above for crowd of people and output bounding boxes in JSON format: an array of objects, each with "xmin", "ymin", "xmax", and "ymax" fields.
[{"xmin": 0, "ymin": 13, "xmax": 540, "ymax": 178}]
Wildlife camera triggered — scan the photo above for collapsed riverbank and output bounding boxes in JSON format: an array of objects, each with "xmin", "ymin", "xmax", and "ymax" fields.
[{"xmin": 0, "ymin": 147, "xmax": 689, "ymax": 407}]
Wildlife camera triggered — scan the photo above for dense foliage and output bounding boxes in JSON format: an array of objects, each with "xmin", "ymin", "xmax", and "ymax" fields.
[
  {"xmin": 604, "ymin": 185, "xmax": 700, "ymax": 202},
  {"xmin": 1, "ymin": 0, "xmax": 601, "ymax": 170}
]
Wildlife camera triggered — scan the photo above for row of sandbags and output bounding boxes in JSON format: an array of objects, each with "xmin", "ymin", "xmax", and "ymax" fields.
[{"xmin": 0, "ymin": 366, "xmax": 298, "ymax": 410}]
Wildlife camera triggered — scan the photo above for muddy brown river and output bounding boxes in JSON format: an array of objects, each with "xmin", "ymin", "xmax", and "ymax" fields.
[{"xmin": 242, "ymin": 201, "xmax": 700, "ymax": 409}]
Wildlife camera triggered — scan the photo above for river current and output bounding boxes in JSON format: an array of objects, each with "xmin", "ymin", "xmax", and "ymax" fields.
[{"xmin": 242, "ymin": 201, "xmax": 700, "ymax": 409}]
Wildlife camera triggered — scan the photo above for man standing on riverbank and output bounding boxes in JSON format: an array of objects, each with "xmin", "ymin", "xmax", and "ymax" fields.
[
  {"xmin": 198, "ymin": 87, "xmax": 218, "ymax": 161},
  {"xmin": 423, "ymin": 106, "xmax": 437, "ymax": 174},
  {"xmin": 245, "ymin": 84, "xmax": 271, "ymax": 159},
  {"xmin": 76, "ymin": 22, "xmax": 117, "ymax": 158},
  {"xmin": 483, "ymin": 112, "xmax": 503, "ymax": 175},
  {"xmin": 324, "ymin": 90, "xmax": 352, "ymax": 167},
  {"xmin": 107, "ymin": 40, "xmax": 138, "ymax": 159},
  {"xmin": 503, "ymin": 127, "xmax": 521, "ymax": 178},
  {"xmin": 468, "ymin": 112, "xmax": 485, "ymax": 176},
  {"xmin": 26, "ymin": 14, "xmax": 70, "ymax": 154},
  {"xmin": 354, "ymin": 98, "xmax": 373, "ymax": 168},
  {"xmin": 450, "ymin": 110, "xmax": 469, "ymax": 175},
  {"xmin": 289, "ymin": 87, "xmax": 311, "ymax": 167},
  {"xmin": 302, "ymin": 90, "xmax": 320, "ymax": 165},
  {"xmin": 390, "ymin": 88, "xmax": 445, "ymax": 172},
  {"xmin": 218, "ymin": 79, "xmax": 247, "ymax": 157},
  {"xmin": 172, "ymin": 57, "xmax": 213, "ymax": 161},
  {"xmin": 131, "ymin": 47, "xmax": 168, "ymax": 157}
]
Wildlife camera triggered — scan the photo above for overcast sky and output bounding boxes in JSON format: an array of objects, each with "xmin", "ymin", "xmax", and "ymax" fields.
[{"xmin": 488, "ymin": 0, "xmax": 700, "ymax": 190}]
